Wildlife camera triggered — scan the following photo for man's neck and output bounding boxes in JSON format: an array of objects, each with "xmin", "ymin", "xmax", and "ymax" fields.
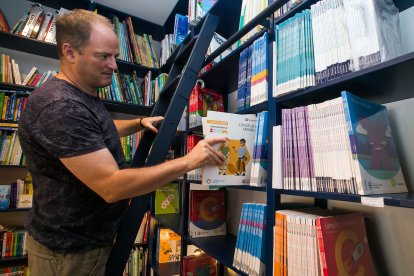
[{"xmin": 56, "ymin": 69, "xmax": 97, "ymax": 97}]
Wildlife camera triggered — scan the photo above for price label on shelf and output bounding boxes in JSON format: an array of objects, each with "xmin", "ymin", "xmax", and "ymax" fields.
[{"xmin": 361, "ymin": 196, "xmax": 385, "ymax": 208}]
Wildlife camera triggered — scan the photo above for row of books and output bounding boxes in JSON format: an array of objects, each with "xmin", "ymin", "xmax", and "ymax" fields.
[
  {"xmin": 117, "ymin": 16, "xmax": 160, "ymax": 68},
  {"xmin": 272, "ymin": 91, "xmax": 407, "ymax": 195},
  {"xmin": 0, "ymin": 129, "xmax": 24, "ymax": 166},
  {"xmin": 273, "ymin": 0, "xmax": 304, "ymax": 19},
  {"xmin": 273, "ymin": 209, "xmax": 375, "ymax": 276},
  {"xmin": 238, "ymin": 0, "xmax": 268, "ymax": 46},
  {"xmin": 233, "ymin": 202, "xmax": 267, "ymax": 276},
  {"xmin": 0, "ymin": 226, "xmax": 27, "ymax": 258},
  {"xmin": 1, "ymin": 54, "xmax": 56, "ymax": 87},
  {"xmin": 0, "ymin": 177, "xmax": 33, "ymax": 210},
  {"xmin": 8, "ymin": 4, "xmax": 68, "ymax": 44},
  {"xmin": 123, "ymin": 245, "xmax": 148, "ymax": 276},
  {"xmin": 0, "ymin": 265, "xmax": 27, "ymax": 276},
  {"xmin": 120, "ymin": 132, "xmax": 141, "ymax": 164},
  {"xmin": 159, "ymin": 33, "xmax": 179, "ymax": 67},
  {"xmin": 237, "ymin": 32, "xmax": 269, "ymax": 111},
  {"xmin": 0, "ymin": 91, "xmax": 28, "ymax": 122},
  {"xmin": 273, "ymin": 0, "xmax": 402, "ymax": 97}
]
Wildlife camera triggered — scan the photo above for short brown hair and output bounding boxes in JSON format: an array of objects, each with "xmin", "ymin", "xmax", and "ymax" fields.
[{"xmin": 56, "ymin": 9, "xmax": 113, "ymax": 58}]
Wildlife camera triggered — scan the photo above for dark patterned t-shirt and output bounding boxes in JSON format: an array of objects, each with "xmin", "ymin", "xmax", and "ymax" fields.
[{"xmin": 18, "ymin": 77, "xmax": 129, "ymax": 253}]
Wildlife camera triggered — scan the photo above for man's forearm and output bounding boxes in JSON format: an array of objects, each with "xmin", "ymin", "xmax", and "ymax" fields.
[{"xmin": 114, "ymin": 118, "xmax": 142, "ymax": 137}]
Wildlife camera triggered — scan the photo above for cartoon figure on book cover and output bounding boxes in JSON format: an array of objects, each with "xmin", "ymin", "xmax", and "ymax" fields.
[
  {"xmin": 233, "ymin": 138, "xmax": 247, "ymax": 176},
  {"xmin": 218, "ymin": 138, "xmax": 230, "ymax": 175}
]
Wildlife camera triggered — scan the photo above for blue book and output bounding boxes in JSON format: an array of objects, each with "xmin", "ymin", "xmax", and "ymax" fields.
[
  {"xmin": 341, "ymin": 91, "xmax": 407, "ymax": 195},
  {"xmin": 174, "ymin": 14, "xmax": 188, "ymax": 45}
]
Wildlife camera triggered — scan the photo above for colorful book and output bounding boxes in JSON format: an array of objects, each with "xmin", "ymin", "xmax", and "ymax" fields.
[
  {"xmin": 154, "ymin": 183, "xmax": 179, "ymax": 215},
  {"xmin": 189, "ymin": 189, "xmax": 226, "ymax": 237},
  {"xmin": 202, "ymin": 111, "xmax": 257, "ymax": 186}
]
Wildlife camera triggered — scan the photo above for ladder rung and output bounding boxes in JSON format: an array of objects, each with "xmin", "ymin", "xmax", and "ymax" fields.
[{"xmin": 175, "ymin": 35, "xmax": 199, "ymax": 66}]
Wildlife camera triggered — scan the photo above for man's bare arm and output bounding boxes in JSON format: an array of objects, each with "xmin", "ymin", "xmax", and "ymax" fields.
[
  {"xmin": 60, "ymin": 137, "xmax": 226, "ymax": 203},
  {"xmin": 114, "ymin": 116, "xmax": 164, "ymax": 137}
]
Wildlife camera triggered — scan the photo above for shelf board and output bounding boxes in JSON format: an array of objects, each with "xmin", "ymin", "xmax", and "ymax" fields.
[
  {"xmin": 275, "ymin": 190, "xmax": 414, "ymax": 208},
  {"xmin": 115, "ymin": 60, "xmax": 159, "ymax": 78},
  {"xmin": 150, "ymin": 260, "xmax": 180, "ymax": 276},
  {"xmin": 275, "ymin": 51, "xmax": 414, "ymax": 107},
  {"xmin": 0, "ymin": 255, "xmax": 27, "ymax": 265},
  {"xmin": 185, "ymin": 180, "xmax": 266, "ymax": 191},
  {"xmin": 102, "ymin": 100, "xmax": 153, "ymax": 116},
  {"xmin": 237, "ymin": 101, "xmax": 268, "ymax": 115},
  {"xmin": 0, "ymin": 208, "xmax": 31, "ymax": 213},
  {"xmin": 0, "ymin": 83, "xmax": 34, "ymax": 92},
  {"xmin": 0, "ymin": 165, "xmax": 26, "ymax": 169},
  {"xmin": 153, "ymin": 213, "xmax": 182, "ymax": 235},
  {"xmin": 184, "ymin": 234, "xmax": 247, "ymax": 276},
  {"xmin": 0, "ymin": 31, "xmax": 58, "ymax": 59}
]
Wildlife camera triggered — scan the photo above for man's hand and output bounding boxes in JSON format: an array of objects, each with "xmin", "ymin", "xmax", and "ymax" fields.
[
  {"xmin": 185, "ymin": 137, "xmax": 227, "ymax": 170},
  {"xmin": 141, "ymin": 116, "xmax": 164, "ymax": 133}
]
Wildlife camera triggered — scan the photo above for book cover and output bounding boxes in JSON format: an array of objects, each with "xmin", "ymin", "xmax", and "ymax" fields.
[
  {"xmin": 342, "ymin": 91, "xmax": 407, "ymax": 194},
  {"xmin": 189, "ymin": 190, "xmax": 226, "ymax": 237},
  {"xmin": 157, "ymin": 228, "xmax": 181, "ymax": 263},
  {"xmin": 0, "ymin": 185, "xmax": 11, "ymax": 209},
  {"xmin": 316, "ymin": 213, "xmax": 376, "ymax": 276},
  {"xmin": 202, "ymin": 111, "xmax": 257, "ymax": 186},
  {"xmin": 155, "ymin": 183, "xmax": 179, "ymax": 215},
  {"xmin": 183, "ymin": 253, "xmax": 218, "ymax": 276}
]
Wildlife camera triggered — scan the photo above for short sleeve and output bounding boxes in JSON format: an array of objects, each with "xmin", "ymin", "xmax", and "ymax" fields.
[{"xmin": 32, "ymin": 100, "xmax": 107, "ymax": 158}]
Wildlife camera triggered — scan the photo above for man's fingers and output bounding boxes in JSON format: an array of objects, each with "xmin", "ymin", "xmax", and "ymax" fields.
[{"xmin": 205, "ymin": 137, "xmax": 227, "ymax": 146}]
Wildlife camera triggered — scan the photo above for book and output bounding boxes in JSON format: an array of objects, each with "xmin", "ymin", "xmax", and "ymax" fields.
[
  {"xmin": 182, "ymin": 254, "xmax": 218, "ymax": 276},
  {"xmin": 316, "ymin": 213, "xmax": 376, "ymax": 276},
  {"xmin": 0, "ymin": 185, "xmax": 11, "ymax": 209},
  {"xmin": 157, "ymin": 228, "xmax": 181, "ymax": 263},
  {"xmin": 154, "ymin": 183, "xmax": 179, "ymax": 215},
  {"xmin": 341, "ymin": 91, "xmax": 407, "ymax": 194},
  {"xmin": 189, "ymin": 189, "xmax": 226, "ymax": 237},
  {"xmin": 202, "ymin": 111, "xmax": 257, "ymax": 186}
]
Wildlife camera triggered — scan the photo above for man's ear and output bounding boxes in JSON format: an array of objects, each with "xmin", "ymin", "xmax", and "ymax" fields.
[{"xmin": 61, "ymin": 43, "xmax": 78, "ymax": 63}]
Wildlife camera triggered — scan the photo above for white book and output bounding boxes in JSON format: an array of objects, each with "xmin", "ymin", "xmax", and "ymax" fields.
[
  {"xmin": 20, "ymin": 4, "xmax": 43, "ymax": 37},
  {"xmin": 37, "ymin": 11, "xmax": 53, "ymax": 41}
]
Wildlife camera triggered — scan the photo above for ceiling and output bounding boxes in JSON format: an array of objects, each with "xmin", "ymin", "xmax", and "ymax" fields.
[{"xmin": 94, "ymin": 0, "xmax": 179, "ymax": 25}]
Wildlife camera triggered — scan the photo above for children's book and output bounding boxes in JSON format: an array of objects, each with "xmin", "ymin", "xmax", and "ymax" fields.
[
  {"xmin": 189, "ymin": 190, "xmax": 226, "ymax": 237},
  {"xmin": 316, "ymin": 212, "xmax": 376, "ymax": 276},
  {"xmin": 342, "ymin": 91, "xmax": 407, "ymax": 194},
  {"xmin": 202, "ymin": 111, "xmax": 257, "ymax": 186},
  {"xmin": 154, "ymin": 183, "xmax": 180, "ymax": 215},
  {"xmin": 157, "ymin": 228, "xmax": 181, "ymax": 263}
]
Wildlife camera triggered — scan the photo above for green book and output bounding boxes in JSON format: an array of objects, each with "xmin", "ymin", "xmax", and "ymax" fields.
[{"xmin": 155, "ymin": 183, "xmax": 179, "ymax": 215}]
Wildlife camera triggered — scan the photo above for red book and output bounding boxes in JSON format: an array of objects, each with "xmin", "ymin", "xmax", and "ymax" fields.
[
  {"xmin": 189, "ymin": 190, "xmax": 226, "ymax": 237},
  {"xmin": 316, "ymin": 213, "xmax": 376, "ymax": 276},
  {"xmin": 183, "ymin": 254, "xmax": 218, "ymax": 276}
]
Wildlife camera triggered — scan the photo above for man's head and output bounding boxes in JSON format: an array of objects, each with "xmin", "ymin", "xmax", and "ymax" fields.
[{"xmin": 56, "ymin": 9, "xmax": 119, "ymax": 93}]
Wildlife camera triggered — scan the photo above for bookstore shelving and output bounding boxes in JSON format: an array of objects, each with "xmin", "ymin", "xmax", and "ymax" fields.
[
  {"xmin": 145, "ymin": 0, "xmax": 414, "ymax": 275},
  {"xmin": 1, "ymin": 0, "xmax": 414, "ymax": 275}
]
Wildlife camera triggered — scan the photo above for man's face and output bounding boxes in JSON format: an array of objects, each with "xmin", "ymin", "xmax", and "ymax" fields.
[{"xmin": 75, "ymin": 23, "xmax": 119, "ymax": 90}]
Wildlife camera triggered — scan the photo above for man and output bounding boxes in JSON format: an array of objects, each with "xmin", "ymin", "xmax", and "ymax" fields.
[{"xmin": 18, "ymin": 9, "xmax": 225, "ymax": 276}]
